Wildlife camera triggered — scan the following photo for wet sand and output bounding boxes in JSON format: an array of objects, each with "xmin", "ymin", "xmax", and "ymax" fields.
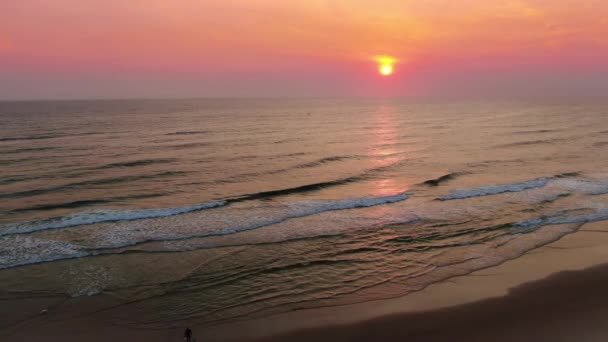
[
  {"xmin": 215, "ymin": 220, "xmax": 608, "ymax": 341},
  {"xmin": 3, "ymin": 221, "xmax": 608, "ymax": 341},
  {"xmin": 261, "ymin": 262, "xmax": 608, "ymax": 342}
]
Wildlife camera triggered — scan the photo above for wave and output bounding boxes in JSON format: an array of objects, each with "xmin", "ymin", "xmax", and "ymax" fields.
[
  {"xmin": 438, "ymin": 173, "xmax": 586, "ymax": 201},
  {"xmin": 90, "ymin": 193, "xmax": 410, "ymax": 250},
  {"xmin": 439, "ymin": 178, "xmax": 549, "ymax": 201},
  {"xmin": 0, "ymin": 171, "xmax": 187, "ymax": 199},
  {"xmin": 228, "ymin": 177, "xmax": 361, "ymax": 202},
  {"xmin": 165, "ymin": 130, "xmax": 209, "ymax": 136},
  {"xmin": 467, "ymin": 159, "xmax": 526, "ymax": 168},
  {"xmin": 554, "ymin": 172, "xmax": 581, "ymax": 178},
  {"xmin": 272, "ymin": 138, "xmax": 303, "ymax": 144},
  {"xmin": 421, "ymin": 172, "xmax": 461, "ymax": 186},
  {"xmin": 0, "ymin": 174, "xmax": 33, "ymax": 185},
  {"xmin": 0, "ymin": 132, "xmax": 99, "ymax": 142},
  {"xmin": 0, "ymin": 201, "xmax": 227, "ymax": 236},
  {"xmin": 511, "ymin": 129, "xmax": 562, "ymax": 135},
  {"xmin": 95, "ymin": 158, "xmax": 177, "ymax": 169},
  {"xmin": 0, "ymin": 134, "xmax": 64, "ymax": 142},
  {"xmin": 288, "ymin": 193, "xmax": 408, "ymax": 215},
  {"xmin": 494, "ymin": 138, "xmax": 569, "ymax": 148},
  {"xmin": 514, "ymin": 208, "xmax": 608, "ymax": 232},
  {"xmin": 4, "ymin": 154, "xmax": 411, "ymax": 244},
  {"xmin": 170, "ymin": 142, "xmax": 212, "ymax": 149},
  {"xmin": 0, "ymin": 236, "xmax": 86, "ymax": 269},
  {"xmin": 4, "ymin": 202, "xmax": 608, "ymax": 271},
  {"xmin": 553, "ymin": 178, "xmax": 608, "ymax": 196},
  {"xmin": 208, "ymin": 155, "xmax": 360, "ymax": 186},
  {"xmin": 0, "ymin": 168, "xmax": 117, "ymax": 186},
  {"xmin": 10, "ymin": 199, "xmax": 112, "ymax": 212},
  {"xmin": 294, "ymin": 156, "xmax": 357, "ymax": 169},
  {"xmin": 1, "ymin": 155, "xmax": 408, "ymax": 236},
  {"xmin": 1, "ymin": 147, "xmax": 58, "ymax": 154},
  {"xmin": 1, "ymin": 189, "xmax": 408, "ymax": 238},
  {"xmin": 201, "ymin": 156, "xmax": 407, "ymax": 199},
  {"xmin": 0, "ymin": 193, "xmax": 410, "ymax": 269},
  {"xmin": 223, "ymin": 152, "xmax": 308, "ymax": 163},
  {"xmin": 258, "ymin": 156, "xmax": 355, "ymax": 177},
  {"xmin": 9, "ymin": 193, "xmax": 168, "ymax": 213}
]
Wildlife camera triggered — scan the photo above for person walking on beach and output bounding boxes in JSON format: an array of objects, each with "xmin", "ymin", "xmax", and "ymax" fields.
[{"xmin": 184, "ymin": 327, "xmax": 193, "ymax": 342}]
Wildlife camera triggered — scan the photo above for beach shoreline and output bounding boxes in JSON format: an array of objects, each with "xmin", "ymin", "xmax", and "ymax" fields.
[
  {"xmin": 3, "ymin": 221, "xmax": 608, "ymax": 341},
  {"xmin": 261, "ymin": 261, "xmax": 608, "ymax": 342},
  {"xmin": 217, "ymin": 220, "xmax": 608, "ymax": 341}
]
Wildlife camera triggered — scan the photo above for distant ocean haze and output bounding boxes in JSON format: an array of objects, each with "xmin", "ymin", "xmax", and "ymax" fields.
[{"xmin": 1, "ymin": 98, "xmax": 608, "ymax": 325}]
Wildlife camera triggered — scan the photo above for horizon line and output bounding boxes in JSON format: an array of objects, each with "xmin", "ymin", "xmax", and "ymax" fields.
[{"xmin": 2, "ymin": 94, "xmax": 608, "ymax": 103}]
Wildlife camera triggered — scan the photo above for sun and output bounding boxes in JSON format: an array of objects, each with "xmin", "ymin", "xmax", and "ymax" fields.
[
  {"xmin": 375, "ymin": 55, "xmax": 397, "ymax": 77},
  {"xmin": 380, "ymin": 64, "xmax": 393, "ymax": 76}
]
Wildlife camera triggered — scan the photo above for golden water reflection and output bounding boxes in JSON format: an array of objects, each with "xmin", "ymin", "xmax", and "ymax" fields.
[{"xmin": 369, "ymin": 104, "xmax": 413, "ymax": 196}]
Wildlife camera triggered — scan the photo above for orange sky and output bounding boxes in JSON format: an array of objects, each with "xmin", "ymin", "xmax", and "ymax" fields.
[{"xmin": 1, "ymin": 0, "xmax": 607, "ymax": 98}]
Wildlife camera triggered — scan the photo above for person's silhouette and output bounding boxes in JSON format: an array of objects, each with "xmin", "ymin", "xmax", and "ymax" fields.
[{"xmin": 184, "ymin": 327, "xmax": 193, "ymax": 342}]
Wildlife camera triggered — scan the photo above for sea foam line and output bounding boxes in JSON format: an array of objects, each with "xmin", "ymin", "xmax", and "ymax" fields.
[
  {"xmin": 514, "ymin": 208, "xmax": 608, "ymax": 231},
  {"xmin": 0, "ymin": 201, "xmax": 227, "ymax": 236},
  {"xmin": 83, "ymin": 193, "xmax": 411, "ymax": 250},
  {"xmin": 0, "ymin": 193, "xmax": 410, "ymax": 269},
  {"xmin": 438, "ymin": 178, "xmax": 549, "ymax": 201}
]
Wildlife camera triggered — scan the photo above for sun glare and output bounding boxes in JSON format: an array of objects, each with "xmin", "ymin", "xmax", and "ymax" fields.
[
  {"xmin": 375, "ymin": 56, "xmax": 397, "ymax": 77},
  {"xmin": 380, "ymin": 64, "xmax": 393, "ymax": 76}
]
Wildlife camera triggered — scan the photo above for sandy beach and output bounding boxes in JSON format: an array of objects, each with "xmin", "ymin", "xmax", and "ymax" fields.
[
  {"xmin": 2, "ymin": 220, "xmax": 608, "ymax": 341},
  {"xmin": 219, "ymin": 220, "xmax": 608, "ymax": 341},
  {"xmin": 262, "ymin": 261, "xmax": 608, "ymax": 342}
]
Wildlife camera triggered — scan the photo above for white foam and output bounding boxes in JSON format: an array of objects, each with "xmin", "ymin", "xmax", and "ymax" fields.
[
  {"xmin": 0, "ymin": 236, "xmax": 85, "ymax": 269},
  {"xmin": 288, "ymin": 193, "xmax": 409, "ymax": 214},
  {"xmin": 87, "ymin": 193, "xmax": 410, "ymax": 249},
  {"xmin": 439, "ymin": 178, "xmax": 549, "ymax": 200},
  {"xmin": 161, "ymin": 209, "xmax": 420, "ymax": 252},
  {"xmin": 0, "ymin": 201, "xmax": 227, "ymax": 236},
  {"xmin": 505, "ymin": 189, "xmax": 570, "ymax": 204},
  {"xmin": 0, "ymin": 193, "xmax": 409, "ymax": 268},
  {"xmin": 553, "ymin": 178, "xmax": 608, "ymax": 195},
  {"xmin": 514, "ymin": 208, "xmax": 608, "ymax": 232},
  {"xmin": 60, "ymin": 265, "xmax": 115, "ymax": 297}
]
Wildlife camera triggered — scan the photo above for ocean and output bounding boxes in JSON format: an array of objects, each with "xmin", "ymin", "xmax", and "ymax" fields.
[{"xmin": 1, "ymin": 98, "xmax": 608, "ymax": 328}]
